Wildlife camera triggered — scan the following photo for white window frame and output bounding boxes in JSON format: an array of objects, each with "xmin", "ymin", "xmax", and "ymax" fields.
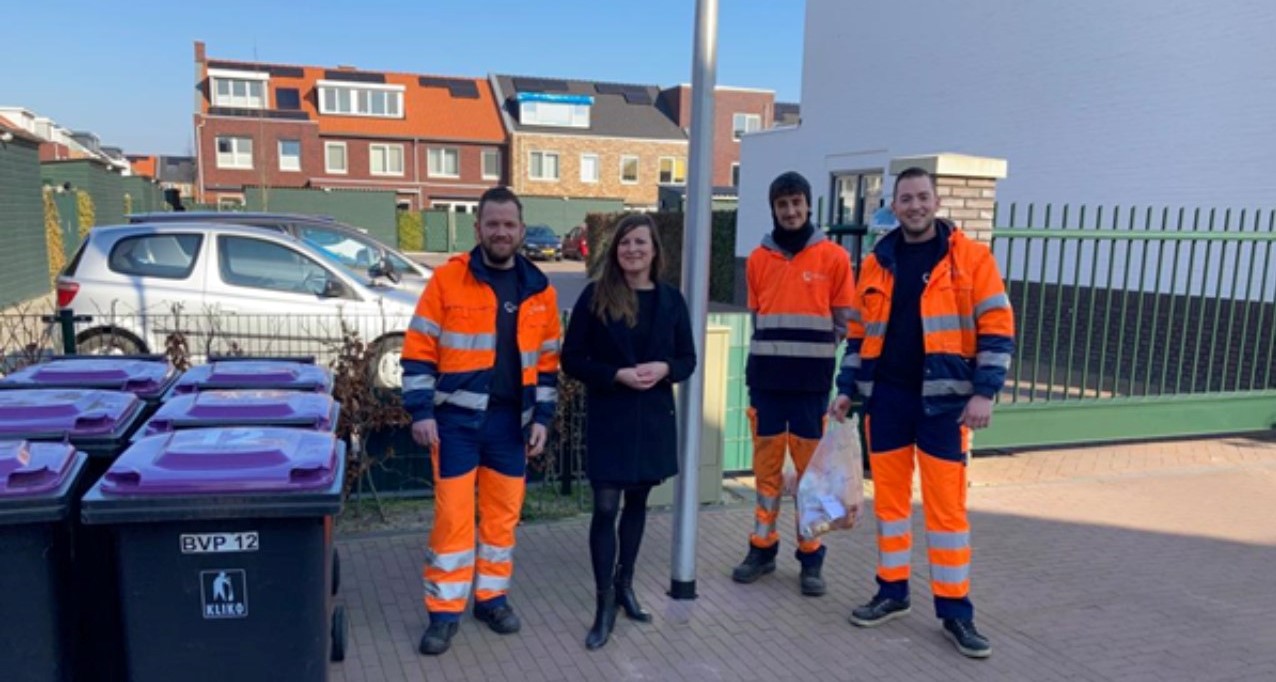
[
  {"xmin": 370, "ymin": 143, "xmax": 405, "ymax": 176},
  {"xmin": 215, "ymin": 136, "xmax": 253, "ymax": 170},
  {"xmin": 519, "ymin": 101, "xmax": 591, "ymax": 128},
  {"xmin": 580, "ymin": 153, "xmax": 600, "ymax": 183},
  {"xmin": 658, "ymin": 156, "xmax": 686, "ymax": 185},
  {"xmin": 316, "ymin": 80, "xmax": 405, "ymax": 119},
  {"xmin": 209, "ymin": 68, "xmax": 269, "ymax": 110},
  {"xmin": 324, "ymin": 141, "xmax": 348, "ymax": 175},
  {"xmin": 481, "ymin": 149, "xmax": 501, "ymax": 180},
  {"xmin": 278, "ymin": 139, "xmax": 301, "ymax": 172},
  {"xmin": 732, "ymin": 113, "xmax": 762, "ymax": 140},
  {"xmin": 619, "ymin": 155, "xmax": 640, "ymax": 185},
  {"xmin": 529, "ymin": 151, "xmax": 560, "ymax": 182},
  {"xmin": 427, "ymin": 147, "xmax": 460, "ymax": 178}
]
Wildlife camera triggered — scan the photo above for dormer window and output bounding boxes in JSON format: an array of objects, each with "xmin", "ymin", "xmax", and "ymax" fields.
[
  {"xmin": 209, "ymin": 68, "xmax": 269, "ymax": 109},
  {"xmin": 317, "ymin": 80, "xmax": 405, "ymax": 119},
  {"xmin": 517, "ymin": 93, "xmax": 592, "ymax": 128}
]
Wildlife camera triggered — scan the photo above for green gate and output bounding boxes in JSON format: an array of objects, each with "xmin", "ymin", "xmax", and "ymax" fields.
[{"xmin": 982, "ymin": 204, "xmax": 1276, "ymax": 448}]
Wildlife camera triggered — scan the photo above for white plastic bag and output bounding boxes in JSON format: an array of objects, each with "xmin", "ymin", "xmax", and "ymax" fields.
[{"xmin": 796, "ymin": 416, "xmax": 865, "ymax": 538}]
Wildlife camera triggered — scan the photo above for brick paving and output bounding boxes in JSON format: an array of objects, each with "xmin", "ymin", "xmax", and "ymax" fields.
[{"xmin": 330, "ymin": 433, "xmax": 1276, "ymax": 681}]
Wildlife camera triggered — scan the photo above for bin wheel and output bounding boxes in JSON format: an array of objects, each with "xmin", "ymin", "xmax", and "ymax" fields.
[
  {"xmin": 331, "ymin": 605, "xmax": 347, "ymax": 662},
  {"xmin": 332, "ymin": 548, "xmax": 341, "ymax": 596}
]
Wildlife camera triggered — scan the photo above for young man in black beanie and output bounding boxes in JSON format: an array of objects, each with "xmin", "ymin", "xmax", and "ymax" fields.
[{"xmin": 734, "ymin": 170, "xmax": 857, "ymax": 596}]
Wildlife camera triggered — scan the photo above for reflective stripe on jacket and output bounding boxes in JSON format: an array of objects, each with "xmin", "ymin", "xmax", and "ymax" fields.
[
  {"xmin": 836, "ymin": 221, "xmax": 1014, "ymax": 414},
  {"xmin": 746, "ymin": 231, "xmax": 856, "ymax": 393},
  {"xmin": 401, "ymin": 248, "xmax": 561, "ymax": 428}
]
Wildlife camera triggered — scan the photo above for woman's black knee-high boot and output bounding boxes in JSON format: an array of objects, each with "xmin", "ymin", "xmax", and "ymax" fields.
[
  {"xmin": 614, "ymin": 566, "xmax": 652, "ymax": 622},
  {"xmin": 585, "ymin": 588, "xmax": 618, "ymax": 650}
]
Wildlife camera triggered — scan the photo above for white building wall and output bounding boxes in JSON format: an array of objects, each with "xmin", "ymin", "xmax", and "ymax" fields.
[{"xmin": 737, "ymin": 0, "xmax": 1276, "ymax": 256}]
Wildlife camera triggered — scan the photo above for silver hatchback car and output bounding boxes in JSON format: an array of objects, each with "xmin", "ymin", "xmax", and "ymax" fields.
[{"xmin": 57, "ymin": 223, "xmax": 427, "ymax": 388}]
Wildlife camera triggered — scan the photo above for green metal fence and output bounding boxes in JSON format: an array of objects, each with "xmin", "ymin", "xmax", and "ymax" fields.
[{"xmin": 984, "ymin": 204, "xmax": 1276, "ymax": 448}]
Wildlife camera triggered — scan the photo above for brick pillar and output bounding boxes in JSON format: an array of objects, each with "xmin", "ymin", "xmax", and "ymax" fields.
[{"xmin": 888, "ymin": 153, "xmax": 1008, "ymax": 244}]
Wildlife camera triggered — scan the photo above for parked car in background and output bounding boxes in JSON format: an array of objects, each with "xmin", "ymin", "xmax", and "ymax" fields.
[
  {"xmin": 127, "ymin": 212, "xmax": 431, "ymax": 291},
  {"xmin": 58, "ymin": 223, "xmax": 417, "ymax": 388},
  {"xmin": 562, "ymin": 225, "xmax": 589, "ymax": 261},
  {"xmin": 520, "ymin": 225, "xmax": 562, "ymax": 261}
]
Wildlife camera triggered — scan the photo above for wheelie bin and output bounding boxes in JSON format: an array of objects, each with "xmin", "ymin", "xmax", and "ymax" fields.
[
  {"xmin": 0, "ymin": 440, "xmax": 88, "ymax": 682},
  {"xmin": 135, "ymin": 390, "xmax": 340, "ymax": 439},
  {"xmin": 167, "ymin": 358, "xmax": 333, "ymax": 397},
  {"xmin": 0, "ymin": 356, "xmax": 179, "ymax": 416},
  {"xmin": 80, "ymin": 427, "xmax": 347, "ymax": 682},
  {"xmin": 0, "ymin": 388, "xmax": 147, "ymax": 682}
]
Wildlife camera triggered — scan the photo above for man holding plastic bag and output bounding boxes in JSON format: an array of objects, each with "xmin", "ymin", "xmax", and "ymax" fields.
[
  {"xmin": 734, "ymin": 171, "xmax": 857, "ymax": 597},
  {"xmin": 830, "ymin": 167, "xmax": 1014, "ymax": 659}
]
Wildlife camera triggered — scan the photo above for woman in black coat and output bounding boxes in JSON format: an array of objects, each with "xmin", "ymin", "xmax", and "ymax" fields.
[{"xmin": 560, "ymin": 213, "xmax": 696, "ymax": 650}]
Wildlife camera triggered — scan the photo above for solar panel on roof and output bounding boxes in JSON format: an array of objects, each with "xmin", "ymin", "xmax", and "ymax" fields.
[
  {"xmin": 512, "ymin": 77, "xmax": 568, "ymax": 93},
  {"xmin": 448, "ymin": 81, "xmax": 480, "ymax": 98},
  {"xmin": 276, "ymin": 88, "xmax": 301, "ymax": 110},
  {"xmin": 623, "ymin": 91, "xmax": 653, "ymax": 105},
  {"xmin": 419, "ymin": 77, "xmax": 481, "ymax": 99}
]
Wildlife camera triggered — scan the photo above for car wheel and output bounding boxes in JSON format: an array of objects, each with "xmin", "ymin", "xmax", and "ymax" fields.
[
  {"xmin": 368, "ymin": 335, "xmax": 404, "ymax": 390},
  {"xmin": 76, "ymin": 328, "xmax": 146, "ymax": 355}
]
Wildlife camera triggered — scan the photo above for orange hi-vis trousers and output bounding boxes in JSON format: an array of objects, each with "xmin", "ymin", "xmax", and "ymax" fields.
[
  {"xmin": 748, "ymin": 390, "xmax": 826, "ymax": 556},
  {"xmin": 865, "ymin": 380, "xmax": 974, "ymax": 621},
  {"xmin": 422, "ymin": 406, "xmax": 526, "ymax": 622}
]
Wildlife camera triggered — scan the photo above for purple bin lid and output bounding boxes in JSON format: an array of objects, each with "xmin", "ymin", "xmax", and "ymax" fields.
[
  {"xmin": 0, "ymin": 440, "xmax": 78, "ymax": 497},
  {"xmin": 171, "ymin": 361, "xmax": 332, "ymax": 395},
  {"xmin": 100, "ymin": 427, "xmax": 340, "ymax": 495},
  {"xmin": 141, "ymin": 390, "xmax": 337, "ymax": 436},
  {"xmin": 2, "ymin": 359, "xmax": 175, "ymax": 399},
  {"xmin": 0, "ymin": 389, "xmax": 142, "ymax": 439}
]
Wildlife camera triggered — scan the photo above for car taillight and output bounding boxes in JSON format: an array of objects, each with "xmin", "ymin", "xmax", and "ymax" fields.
[
  {"xmin": 582, "ymin": 242, "xmax": 589, "ymax": 257},
  {"xmin": 56, "ymin": 281, "xmax": 79, "ymax": 308}
]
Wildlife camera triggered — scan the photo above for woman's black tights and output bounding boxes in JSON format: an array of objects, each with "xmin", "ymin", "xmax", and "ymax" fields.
[{"xmin": 589, "ymin": 484, "xmax": 653, "ymax": 591}]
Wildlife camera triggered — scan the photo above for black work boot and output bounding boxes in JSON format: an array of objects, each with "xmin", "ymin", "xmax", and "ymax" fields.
[
  {"xmin": 418, "ymin": 621, "xmax": 459, "ymax": 656},
  {"xmin": 796, "ymin": 547, "xmax": 827, "ymax": 597},
  {"xmin": 473, "ymin": 602, "xmax": 521, "ymax": 634},
  {"xmin": 614, "ymin": 566, "xmax": 652, "ymax": 622},
  {"xmin": 848, "ymin": 595, "xmax": 912, "ymax": 627},
  {"xmin": 585, "ymin": 588, "xmax": 618, "ymax": 650},
  {"xmin": 731, "ymin": 544, "xmax": 778, "ymax": 583},
  {"xmin": 943, "ymin": 618, "xmax": 992, "ymax": 659}
]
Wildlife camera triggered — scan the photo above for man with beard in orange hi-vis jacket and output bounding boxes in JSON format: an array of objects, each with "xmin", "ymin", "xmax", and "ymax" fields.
[
  {"xmin": 401, "ymin": 186, "xmax": 561, "ymax": 656},
  {"xmin": 733, "ymin": 171, "xmax": 857, "ymax": 597},
  {"xmin": 831, "ymin": 166, "xmax": 1014, "ymax": 659}
]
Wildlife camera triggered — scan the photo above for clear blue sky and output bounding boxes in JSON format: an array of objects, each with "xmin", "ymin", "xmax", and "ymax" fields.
[{"xmin": 0, "ymin": 0, "xmax": 804, "ymax": 155}]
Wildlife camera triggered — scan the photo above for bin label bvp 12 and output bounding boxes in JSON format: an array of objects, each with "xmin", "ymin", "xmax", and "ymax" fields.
[{"xmin": 200, "ymin": 569, "xmax": 249, "ymax": 619}]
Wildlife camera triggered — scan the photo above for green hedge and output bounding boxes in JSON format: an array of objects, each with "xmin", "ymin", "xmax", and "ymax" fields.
[
  {"xmin": 584, "ymin": 210, "xmax": 737, "ymax": 304},
  {"xmin": 397, "ymin": 210, "xmax": 425, "ymax": 251}
]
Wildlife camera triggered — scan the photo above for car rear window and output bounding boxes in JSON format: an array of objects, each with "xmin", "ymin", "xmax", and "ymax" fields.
[{"xmin": 108, "ymin": 234, "xmax": 203, "ymax": 279}]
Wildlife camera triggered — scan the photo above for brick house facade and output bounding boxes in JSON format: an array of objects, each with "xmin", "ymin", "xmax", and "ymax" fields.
[
  {"xmin": 509, "ymin": 133, "xmax": 688, "ymax": 208},
  {"xmin": 658, "ymin": 85, "xmax": 789, "ymax": 189},
  {"xmin": 194, "ymin": 41, "xmax": 506, "ymax": 210},
  {"xmin": 491, "ymin": 75, "xmax": 688, "ymax": 211}
]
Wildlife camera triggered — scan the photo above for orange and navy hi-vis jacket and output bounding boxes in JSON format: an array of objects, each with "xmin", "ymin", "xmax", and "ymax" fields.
[
  {"xmin": 400, "ymin": 249, "xmax": 561, "ymax": 429},
  {"xmin": 836, "ymin": 220, "xmax": 1014, "ymax": 414},
  {"xmin": 746, "ymin": 230, "xmax": 857, "ymax": 393}
]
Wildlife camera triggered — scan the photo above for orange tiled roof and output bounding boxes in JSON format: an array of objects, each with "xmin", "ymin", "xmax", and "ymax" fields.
[
  {"xmin": 128, "ymin": 155, "xmax": 158, "ymax": 178},
  {"xmin": 206, "ymin": 59, "xmax": 505, "ymax": 143}
]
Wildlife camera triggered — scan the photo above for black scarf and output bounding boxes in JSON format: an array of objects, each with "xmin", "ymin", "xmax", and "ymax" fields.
[{"xmin": 771, "ymin": 222, "xmax": 814, "ymax": 256}]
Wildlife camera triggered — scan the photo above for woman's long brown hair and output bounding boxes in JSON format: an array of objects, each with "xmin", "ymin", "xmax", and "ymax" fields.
[{"xmin": 590, "ymin": 213, "xmax": 664, "ymax": 327}]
